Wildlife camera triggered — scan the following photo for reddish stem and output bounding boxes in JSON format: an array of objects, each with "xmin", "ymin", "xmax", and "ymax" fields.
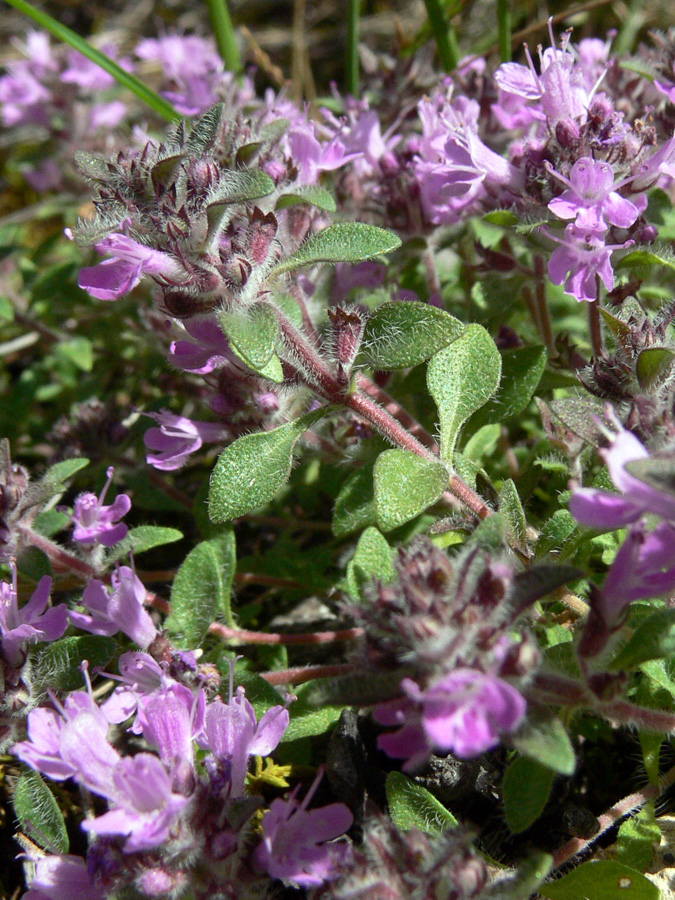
[
  {"xmin": 356, "ymin": 375, "xmax": 440, "ymax": 454},
  {"xmin": 19, "ymin": 528, "xmax": 98, "ymax": 579},
  {"xmin": 208, "ymin": 624, "xmax": 364, "ymax": 645},
  {"xmin": 260, "ymin": 663, "xmax": 356, "ymax": 685},
  {"xmin": 552, "ymin": 762, "xmax": 675, "ymax": 869}
]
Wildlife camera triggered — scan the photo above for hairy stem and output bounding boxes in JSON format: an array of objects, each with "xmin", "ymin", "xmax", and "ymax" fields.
[
  {"xmin": 589, "ymin": 284, "xmax": 604, "ymax": 357},
  {"xmin": 209, "ymin": 624, "xmax": 364, "ymax": 645},
  {"xmin": 552, "ymin": 762, "xmax": 675, "ymax": 869},
  {"xmin": 261, "ymin": 663, "xmax": 356, "ymax": 685}
]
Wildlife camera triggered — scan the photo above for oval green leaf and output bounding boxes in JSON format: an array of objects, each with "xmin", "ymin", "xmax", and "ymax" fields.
[
  {"xmin": 361, "ymin": 301, "xmax": 464, "ymax": 370},
  {"xmin": 374, "ymin": 449, "xmax": 448, "ymax": 531},
  {"xmin": 269, "ymin": 223, "xmax": 401, "ymax": 278},
  {"xmin": 209, "ymin": 408, "xmax": 328, "ymax": 522},
  {"xmin": 427, "ymin": 324, "xmax": 502, "ymax": 463}
]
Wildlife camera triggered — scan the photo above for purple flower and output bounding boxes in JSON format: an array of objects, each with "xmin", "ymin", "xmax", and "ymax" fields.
[
  {"xmin": 0, "ymin": 569, "xmax": 67, "ymax": 667},
  {"xmin": 135, "ymin": 34, "xmax": 225, "ymax": 116},
  {"xmin": 199, "ymin": 687, "xmax": 290, "ymax": 796},
  {"xmin": 13, "ymin": 692, "xmax": 114, "ymax": 783},
  {"xmin": 601, "ymin": 521, "xmax": 675, "ymax": 613},
  {"xmin": 168, "ymin": 316, "xmax": 232, "ymax": 374},
  {"xmin": 140, "ymin": 687, "xmax": 205, "ymax": 766},
  {"xmin": 22, "ymin": 854, "xmax": 104, "ymax": 900},
  {"xmin": 570, "ymin": 426, "xmax": 675, "ymax": 527},
  {"xmin": 546, "ymin": 224, "xmax": 627, "ymax": 302},
  {"xmin": 143, "ymin": 409, "xmax": 227, "ymax": 470},
  {"xmin": 287, "ymin": 122, "xmax": 358, "ymax": 185},
  {"xmin": 68, "ymin": 466, "xmax": 131, "ymax": 547},
  {"xmin": 374, "ymin": 669, "xmax": 527, "ymax": 768},
  {"xmin": 255, "ymin": 774, "xmax": 353, "ymax": 887},
  {"xmin": 61, "ymin": 47, "xmax": 118, "ymax": 91},
  {"xmin": 0, "ymin": 64, "xmax": 51, "ymax": 127},
  {"xmin": 70, "ymin": 566, "xmax": 157, "ymax": 649},
  {"xmin": 78, "ymin": 234, "xmax": 185, "ymax": 301},
  {"xmin": 81, "ymin": 752, "xmax": 190, "ymax": 852},
  {"xmin": 548, "ymin": 158, "xmax": 639, "ymax": 231}
]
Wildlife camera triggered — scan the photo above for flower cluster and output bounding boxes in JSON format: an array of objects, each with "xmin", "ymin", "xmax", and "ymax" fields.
[
  {"xmin": 310, "ymin": 817, "xmax": 488, "ymax": 900},
  {"xmin": 348, "ymin": 538, "xmax": 543, "ymax": 767},
  {"xmin": 326, "ymin": 21, "xmax": 675, "ymax": 302},
  {"xmin": 15, "ymin": 657, "xmax": 353, "ymax": 898}
]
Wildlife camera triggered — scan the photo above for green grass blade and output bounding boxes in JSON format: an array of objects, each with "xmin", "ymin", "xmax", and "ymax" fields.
[
  {"xmin": 4, "ymin": 0, "xmax": 180, "ymax": 122},
  {"xmin": 423, "ymin": 0, "xmax": 459, "ymax": 71},
  {"xmin": 497, "ymin": 0, "xmax": 512, "ymax": 62},
  {"xmin": 205, "ymin": 0, "xmax": 243, "ymax": 73}
]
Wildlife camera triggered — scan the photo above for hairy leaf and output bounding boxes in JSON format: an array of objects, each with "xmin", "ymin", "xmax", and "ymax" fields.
[
  {"xmin": 209, "ymin": 408, "xmax": 328, "ymax": 522},
  {"xmin": 361, "ymin": 302, "xmax": 463, "ymax": 370},
  {"xmin": 167, "ymin": 527, "xmax": 236, "ymax": 645},
  {"xmin": 374, "ymin": 450, "xmax": 448, "ymax": 532},
  {"xmin": 427, "ymin": 325, "xmax": 501, "ymax": 463},
  {"xmin": 13, "ymin": 770, "xmax": 69, "ymax": 854},
  {"xmin": 269, "ymin": 223, "xmax": 401, "ymax": 278},
  {"xmin": 386, "ymin": 771, "xmax": 458, "ymax": 834}
]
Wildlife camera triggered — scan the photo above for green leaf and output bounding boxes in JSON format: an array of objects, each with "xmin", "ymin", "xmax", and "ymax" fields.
[
  {"xmin": 184, "ymin": 104, "xmax": 226, "ymax": 154},
  {"xmin": 361, "ymin": 302, "xmax": 463, "ymax": 370},
  {"xmin": 498, "ymin": 479, "xmax": 527, "ymax": 552},
  {"xmin": 345, "ymin": 526, "xmax": 395, "ymax": 599},
  {"xmin": 218, "ymin": 303, "xmax": 280, "ymax": 370},
  {"xmin": 33, "ymin": 636, "xmax": 118, "ymax": 693},
  {"xmin": 636, "ymin": 347, "xmax": 675, "ymax": 390},
  {"xmin": 503, "ymin": 756, "xmax": 555, "ymax": 834},
  {"xmin": 0, "ymin": 295, "xmax": 14, "ymax": 320},
  {"xmin": 40, "ymin": 457, "xmax": 89, "ymax": 490},
  {"xmin": 282, "ymin": 682, "xmax": 345, "ymax": 742},
  {"xmin": 276, "ymin": 185, "xmax": 337, "ymax": 212},
  {"xmin": 468, "ymin": 345, "xmax": 547, "ymax": 432},
  {"xmin": 56, "ymin": 337, "xmax": 93, "ymax": 372},
  {"xmin": 536, "ymin": 510, "xmax": 577, "ymax": 558},
  {"xmin": 332, "ymin": 466, "xmax": 377, "ymax": 538},
  {"xmin": 269, "ymin": 223, "xmax": 401, "ymax": 278},
  {"xmin": 166, "ymin": 527, "xmax": 236, "ymax": 645},
  {"xmin": 209, "ymin": 409, "xmax": 328, "ymax": 522},
  {"xmin": 33, "ymin": 509, "xmax": 70, "ymax": 538},
  {"xmin": 373, "ymin": 450, "xmax": 448, "ymax": 532},
  {"xmin": 386, "ymin": 771, "xmax": 458, "ymax": 835},
  {"xmin": 617, "ymin": 802, "xmax": 660, "ymax": 872},
  {"xmin": 615, "ymin": 247, "xmax": 675, "ymax": 273},
  {"xmin": 538, "ymin": 860, "xmax": 660, "ymax": 900},
  {"xmin": 3, "ymin": 0, "xmax": 179, "ymax": 121},
  {"xmin": 107, "ymin": 526, "xmax": 183, "ymax": 565},
  {"xmin": 483, "ymin": 210, "xmax": 519, "ymax": 227},
  {"xmin": 427, "ymin": 324, "xmax": 502, "ymax": 463},
  {"xmin": 462, "ymin": 423, "xmax": 500, "ymax": 462},
  {"xmin": 205, "ymin": 171, "xmax": 276, "ymax": 243},
  {"xmin": 13, "ymin": 770, "xmax": 69, "ymax": 854},
  {"xmin": 510, "ymin": 713, "xmax": 576, "ymax": 775},
  {"xmin": 610, "ymin": 608, "xmax": 675, "ymax": 671}
]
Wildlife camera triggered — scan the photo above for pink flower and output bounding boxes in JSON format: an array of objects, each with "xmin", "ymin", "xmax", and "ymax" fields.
[
  {"xmin": 68, "ymin": 466, "xmax": 130, "ymax": 547},
  {"xmin": 143, "ymin": 409, "xmax": 228, "ymax": 470},
  {"xmin": 0, "ymin": 567, "xmax": 67, "ymax": 668},
  {"xmin": 255, "ymin": 773, "xmax": 353, "ymax": 887},
  {"xmin": 548, "ymin": 158, "xmax": 639, "ymax": 231},
  {"xmin": 69, "ymin": 566, "xmax": 157, "ymax": 649},
  {"xmin": 374, "ymin": 669, "xmax": 526, "ymax": 768},
  {"xmin": 545, "ymin": 224, "xmax": 628, "ymax": 302},
  {"xmin": 78, "ymin": 234, "xmax": 185, "ymax": 301},
  {"xmin": 570, "ymin": 425, "xmax": 675, "ymax": 527}
]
